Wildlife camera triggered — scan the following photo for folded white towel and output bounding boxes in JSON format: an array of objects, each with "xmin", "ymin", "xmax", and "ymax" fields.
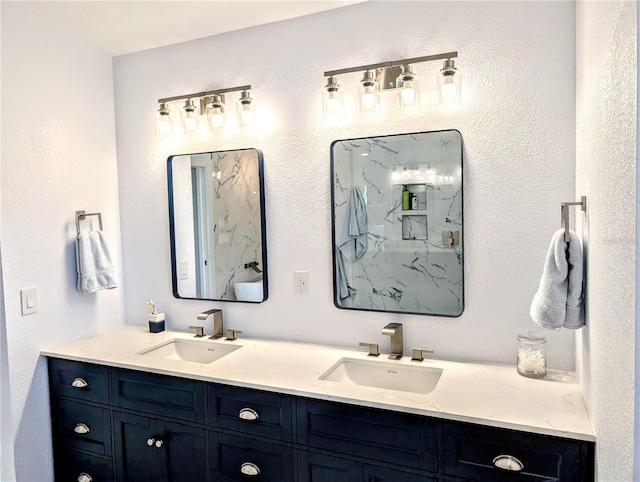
[
  {"xmin": 530, "ymin": 229, "xmax": 584, "ymax": 330},
  {"xmin": 337, "ymin": 187, "xmax": 368, "ymax": 299},
  {"xmin": 75, "ymin": 231, "xmax": 118, "ymax": 293}
]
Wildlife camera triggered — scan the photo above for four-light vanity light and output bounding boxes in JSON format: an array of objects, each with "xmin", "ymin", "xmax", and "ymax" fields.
[
  {"xmin": 156, "ymin": 85, "xmax": 255, "ymax": 137},
  {"xmin": 323, "ymin": 52, "xmax": 460, "ymax": 117}
]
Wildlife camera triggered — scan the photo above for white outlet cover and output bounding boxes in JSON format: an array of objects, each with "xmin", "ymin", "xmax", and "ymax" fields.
[{"xmin": 294, "ymin": 271, "xmax": 309, "ymax": 295}]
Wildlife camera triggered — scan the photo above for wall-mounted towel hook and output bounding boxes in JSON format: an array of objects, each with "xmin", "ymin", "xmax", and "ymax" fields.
[
  {"xmin": 75, "ymin": 210, "xmax": 103, "ymax": 235},
  {"xmin": 560, "ymin": 196, "xmax": 586, "ymax": 242}
]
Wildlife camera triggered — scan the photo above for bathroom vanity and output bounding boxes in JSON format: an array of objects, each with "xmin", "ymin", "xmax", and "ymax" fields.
[{"xmin": 43, "ymin": 327, "xmax": 594, "ymax": 481}]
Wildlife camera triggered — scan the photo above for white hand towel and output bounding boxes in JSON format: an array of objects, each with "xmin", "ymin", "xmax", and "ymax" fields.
[
  {"xmin": 75, "ymin": 231, "xmax": 118, "ymax": 293},
  {"xmin": 530, "ymin": 229, "xmax": 584, "ymax": 330}
]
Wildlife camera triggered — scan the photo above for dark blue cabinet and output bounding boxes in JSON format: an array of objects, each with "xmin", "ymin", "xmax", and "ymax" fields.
[{"xmin": 48, "ymin": 357, "xmax": 594, "ymax": 482}]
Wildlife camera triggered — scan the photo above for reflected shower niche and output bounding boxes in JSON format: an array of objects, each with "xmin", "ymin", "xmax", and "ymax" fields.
[{"xmin": 331, "ymin": 130, "xmax": 463, "ymax": 317}]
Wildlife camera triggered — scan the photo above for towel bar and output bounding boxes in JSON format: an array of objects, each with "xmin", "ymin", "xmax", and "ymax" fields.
[
  {"xmin": 560, "ymin": 196, "xmax": 586, "ymax": 242},
  {"xmin": 75, "ymin": 210, "xmax": 103, "ymax": 235}
]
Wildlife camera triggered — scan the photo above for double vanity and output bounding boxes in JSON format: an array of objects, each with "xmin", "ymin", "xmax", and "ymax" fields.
[{"xmin": 43, "ymin": 326, "xmax": 594, "ymax": 481}]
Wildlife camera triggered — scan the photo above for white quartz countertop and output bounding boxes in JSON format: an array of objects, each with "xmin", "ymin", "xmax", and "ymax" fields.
[{"xmin": 41, "ymin": 326, "xmax": 595, "ymax": 442}]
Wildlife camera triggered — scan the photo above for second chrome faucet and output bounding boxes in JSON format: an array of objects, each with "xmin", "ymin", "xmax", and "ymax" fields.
[
  {"xmin": 381, "ymin": 323, "xmax": 403, "ymax": 360},
  {"xmin": 197, "ymin": 309, "xmax": 224, "ymax": 339}
]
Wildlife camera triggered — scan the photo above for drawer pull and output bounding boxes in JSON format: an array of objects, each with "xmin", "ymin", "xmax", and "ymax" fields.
[
  {"xmin": 71, "ymin": 378, "xmax": 88, "ymax": 388},
  {"xmin": 73, "ymin": 423, "xmax": 90, "ymax": 434},
  {"xmin": 77, "ymin": 473, "xmax": 93, "ymax": 482},
  {"xmin": 493, "ymin": 455, "xmax": 524, "ymax": 472},
  {"xmin": 155, "ymin": 439, "xmax": 164, "ymax": 448},
  {"xmin": 240, "ymin": 462, "xmax": 261, "ymax": 476},
  {"xmin": 147, "ymin": 438, "xmax": 156, "ymax": 447},
  {"xmin": 239, "ymin": 408, "xmax": 259, "ymax": 421}
]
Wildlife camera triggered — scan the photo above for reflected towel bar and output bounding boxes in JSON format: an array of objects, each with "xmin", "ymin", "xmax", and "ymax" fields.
[
  {"xmin": 75, "ymin": 210, "xmax": 103, "ymax": 235},
  {"xmin": 561, "ymin": 197, "xmax": 587, "ymax": 242}
]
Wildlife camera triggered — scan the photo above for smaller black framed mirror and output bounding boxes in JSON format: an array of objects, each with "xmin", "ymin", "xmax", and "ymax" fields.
[
  {"xmin": 168, "ymin": 148, "xmax": 268, "ymax": 302},
  {"xmin": 331, "ymin": 130, "xmax": 463, "ymax": 317}
]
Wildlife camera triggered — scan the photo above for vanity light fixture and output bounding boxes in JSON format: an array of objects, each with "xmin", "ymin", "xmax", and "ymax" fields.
[
  {"xmin": 156, "ymin": 85, "xmax": 253, "ymax": 137},
  {"xmin": 323, "ymin": 51, "xmax": 459, "ymax": 117},
  {"xmin": 438, "ymin": 59, "xmax": 461, "ymax": 104}
]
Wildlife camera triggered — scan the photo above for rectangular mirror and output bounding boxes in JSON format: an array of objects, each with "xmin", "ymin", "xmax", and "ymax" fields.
[
  {"xmin": 331, "ymin": 130, "xmax": 463, "ymax": 316},
  {"xmin": 168, "ymin": 148, "xmax": 268, "ymax": 302}
]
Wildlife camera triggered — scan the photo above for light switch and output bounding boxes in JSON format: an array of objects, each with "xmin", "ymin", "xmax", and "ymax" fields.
[
  {"xmin": 219, "ymin": 233, "xmax": 230, "ymax": 245},
  {"xmin": 179, "ymin": 260, "xmax": 189, "ymax": 280},
  {"xmin": 21, "ymin": 288, "xmax": 38, "ymax": 315}
]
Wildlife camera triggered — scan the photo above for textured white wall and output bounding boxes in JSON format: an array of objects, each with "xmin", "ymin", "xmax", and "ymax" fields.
[
  {"xmin": 0, "ymin": 3, "xmax": 124, "ymax": 480},
  {"xmin": 575, "ymin": 2, "xmax": 637, "ymax": 480},
  {"xmin": 114, "ymin": 1, "xmax": 577, "ymax": 369}
]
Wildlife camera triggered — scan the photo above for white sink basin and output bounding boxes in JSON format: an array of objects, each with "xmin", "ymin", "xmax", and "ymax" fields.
[
  {"xmin": 139, "ymin": 339, "xmax": 240, "ymax": 364},
  {"xmin": 234, "ymin": 280, "xmax": 263, "ymax": 302},
  {"xmin": 319, "ymin": 358, "xmax": 443, "ymax": 395}
]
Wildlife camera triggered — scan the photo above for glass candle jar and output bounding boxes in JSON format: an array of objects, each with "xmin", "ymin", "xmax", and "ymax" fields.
[{"xmin": 517, "ymin": 332, "xmax": 547, "ymax": 378}]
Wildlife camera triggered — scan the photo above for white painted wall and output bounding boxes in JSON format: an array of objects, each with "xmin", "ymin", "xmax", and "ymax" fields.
[
  {"xmin": 0, "ymin": 2, "xmax": 124, "ymax": 480},
  {"xmin": 114, "ymin": 1, "xmax": 577, "ymax": 369},
  {"xmin": 575, "ymin": 2, "xmax": 637, "ymax": 480}
]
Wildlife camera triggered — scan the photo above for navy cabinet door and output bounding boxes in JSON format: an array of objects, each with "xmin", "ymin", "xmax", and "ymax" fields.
[
  {"xmin": 298, "ymin": 451, "xmax": 362, "ymax": 482},
  {"xmin": 115, "ymin": 412, "xmax": 208, "ymax": 482},
  {"xmin": 114, "ymin": 412, "xmax": 159, "ymax": 481},
  {"xmin": 364, "ymin": 465, "xmax": 435, "ymax": 482}
]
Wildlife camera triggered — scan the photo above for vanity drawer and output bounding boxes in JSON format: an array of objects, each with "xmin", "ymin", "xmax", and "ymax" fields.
[
  {"xmin": 54, "ymin": 448, "xmax": 113, "ymax": 482},
  {"xmin": 49, "ymin": 358, "xmax": 109, "ymax": 404},
  {"xmin": 208, "ymin": 384, "xmax": 293, "ymax": 441},
  {"xmin": 212, "ymin": 432, "xmax": 294, "ymax": 481},
  {"xmin": 442, "ymin": 422, "xmax": 594, "ymax": 481},
  {"xmin": 52, "ymin": 399, "xmax": 112, "ymax": 456},
  {"xmin": 297, "ymin": 398, "xmax": 439, "ymax": 472},
  {"xmin": 111, "ymin": 368, "xmax": 205, "ymax": 423}
]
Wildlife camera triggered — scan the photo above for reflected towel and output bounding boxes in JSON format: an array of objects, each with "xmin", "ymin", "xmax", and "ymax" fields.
[
  {"xmin": 75, "ymin": 231, "xmax": 118, "ymax": 293},
  {"xmin": 336, "ymin": 187, "xmax": 368, "ymax": 299},
  {"xmin": 530, "ymin": 229, "xmax": 584, "ymax": 330}
]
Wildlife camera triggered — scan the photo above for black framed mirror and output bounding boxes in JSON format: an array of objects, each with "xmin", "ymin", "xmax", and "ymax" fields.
[
  {"xmin": 331, "ymin": 130, "xmax": 463, "ymax": 316},
  {"xmin": 168, "ymin": 148, "xmax": 268, "ymax": 302}
]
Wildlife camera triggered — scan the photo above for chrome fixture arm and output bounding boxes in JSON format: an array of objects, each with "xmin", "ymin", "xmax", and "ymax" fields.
[
  {"xmin": 381, "ymin": 323, "xmax": 403, "ymax": 360},
  {"xmin": 324, "ymin": 52, "xmax": 457, "ymax": 77},
  {"xmin": 359, "ymin": 342, "xmax": 380, "ymax": 357},
  {"xmin": 411, "ymin": 348, "xmax": 434, "ymax": 362},
  {"xmin": 158, "ymin": 85, "xmax": 252, "ymax": 104},
  {"xmin": 197, "ymin": 309, "xmax": 224, "ymax": 339}
]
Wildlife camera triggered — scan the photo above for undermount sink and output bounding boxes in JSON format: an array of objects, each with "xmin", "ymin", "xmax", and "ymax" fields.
[
  {"xmin": 319, "ymin": 358, "xmax": 443, "ymax": 395},
  {"xmin": 234, "ymin": 280, "xmax": 263, "ymax": 302},
  {"xmin": 139, "ymin": 339, "xmax": 240, "ymax": 364}
]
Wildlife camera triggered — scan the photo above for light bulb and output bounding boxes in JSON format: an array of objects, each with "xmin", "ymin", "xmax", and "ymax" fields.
[
  {"xmin": 184, "ymin": 116, "xmax": 197, "ymax": 133},
  {"xmin": 400, "ymin": 84, "xmax": 416, "ymax": 105},
  {"xmin": 158, "ymin": 116, "xmax": 171, "ymax": 136},
  {"xmin": 323, "ymin": 76, "xmax": 343, "ymax": 117},
  {"xmin": 240, "ymin": 106, "xmax": 254, "ymax": 125},
  {"xmin": 361, "ymin": 89, "xmax": 377, "ymax": 110},
  {"xmin": 440, "ymin": 78, "xmax": 457, "ymax": 102},
  {"xmin": 182, "ymin": 99, "xmax": 199, "ymax": 134},
  {"xmin": 207, "ymin": 94, "xmax": 226, "ymax": 129},
  {"xmin": 211, "ymin": 111, "xmax": 224, "ymax": 128},
  {"xmin": 326, "ymin": 94, "xmax": 342, "ymax": 114}
]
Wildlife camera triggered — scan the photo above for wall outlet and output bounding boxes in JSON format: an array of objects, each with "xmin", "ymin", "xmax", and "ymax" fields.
[{"xmin": 294, "ymin": 271, "xmax": 309, "ymax": 295}]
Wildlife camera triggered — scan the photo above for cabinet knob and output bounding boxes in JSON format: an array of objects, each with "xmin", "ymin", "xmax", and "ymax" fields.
[
  {"xmin": 240, "ymin": 462, "xmax": 261, "ymax": 476},
  {"xmin": 77, "ymin": 473, "xmax": 93, "ymax": 482},
  {"xmin": 147, "ymin": 438, "xmax": 155, "ymax": 447},
  {"xmin": 73, "ymin": 423, "xmax": 90, "ymax": 434},
  {"xmin": 493, "ymin": 455, "xmax": 524, "ymax": 472},
  {"xmin": 155, "ymin": 439, "xmax": 164, "ymax": 448},
  {"xmin": 238, "ymin": 408, "xmax": 259, "ymax": 421},
  {"xmin": 71, "ymin": 378, "xmax": 88, "ymax": 388}
]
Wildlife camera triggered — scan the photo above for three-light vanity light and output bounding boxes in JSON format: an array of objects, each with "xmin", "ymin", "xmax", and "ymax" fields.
[
  {"xmin": 323, "ymin": 51, "xmax": 460, "ymax": 117},
  {"xmin": 156, "ymin": 85, "xmax": 255, "ymax": 137}
]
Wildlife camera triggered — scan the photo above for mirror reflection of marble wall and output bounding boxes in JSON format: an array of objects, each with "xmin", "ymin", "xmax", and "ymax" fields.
[
  {"xmin": 168, "ymin": 148, "xmax": 267, "ymax": 302},
  {"xmin": 331, "ymin": 130, "xmax": 463, "ymax": 316}
]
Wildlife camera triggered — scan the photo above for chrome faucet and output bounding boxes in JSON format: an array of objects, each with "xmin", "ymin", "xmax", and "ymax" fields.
[
  {"xmin": 382, "ymin": 323, "xmax": 403, "ymax": 360},
  {"xmin": 197, "ymin": 309, "xmax": 223, "ymax": 339}
]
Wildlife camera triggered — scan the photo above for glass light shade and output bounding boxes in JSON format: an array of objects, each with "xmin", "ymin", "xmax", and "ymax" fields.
[
  {"xmin": 156, "ymin": 103, "xmax": 172, "ymax": 137},
  {"xmin": 358, "ymin": 71, "xmax": 379, "ymax": 113},
  {"xmin": 396, "ymin": 65, "xmax": 420, "ymax": 109},
  {"xmin": 181, "ymin": 99, "xmax": 199, "ymax": 134},
  {"xmin": 236, "ymin": 91, "xmax": 255, "ymax": 126},
  {"xmin": 438, "ymin": 59, "xmax": 461, "ymax": 104},
  {"xmin": 323, "ymin": 76, "xmax": 343, "ymax": 118},
  {"xmin": 207, "ymin": 94, "xmax": 226, "ymax": 129}
]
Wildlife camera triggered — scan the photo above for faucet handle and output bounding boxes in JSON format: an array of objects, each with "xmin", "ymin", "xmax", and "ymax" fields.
[
  {"xmin": 189, "ymin": 325, "xmax": 205, "ymax": 337},
  {"xmin": 225, "ymin": 329, "xmax": 243, "ymax": 341},
  {"xmin": 411, "ymin": 348, "xmax": 434, "ymax": 362},
  {"xmin": 359, "ymin": 342, "xmax": 380, "ymax": 357}
]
